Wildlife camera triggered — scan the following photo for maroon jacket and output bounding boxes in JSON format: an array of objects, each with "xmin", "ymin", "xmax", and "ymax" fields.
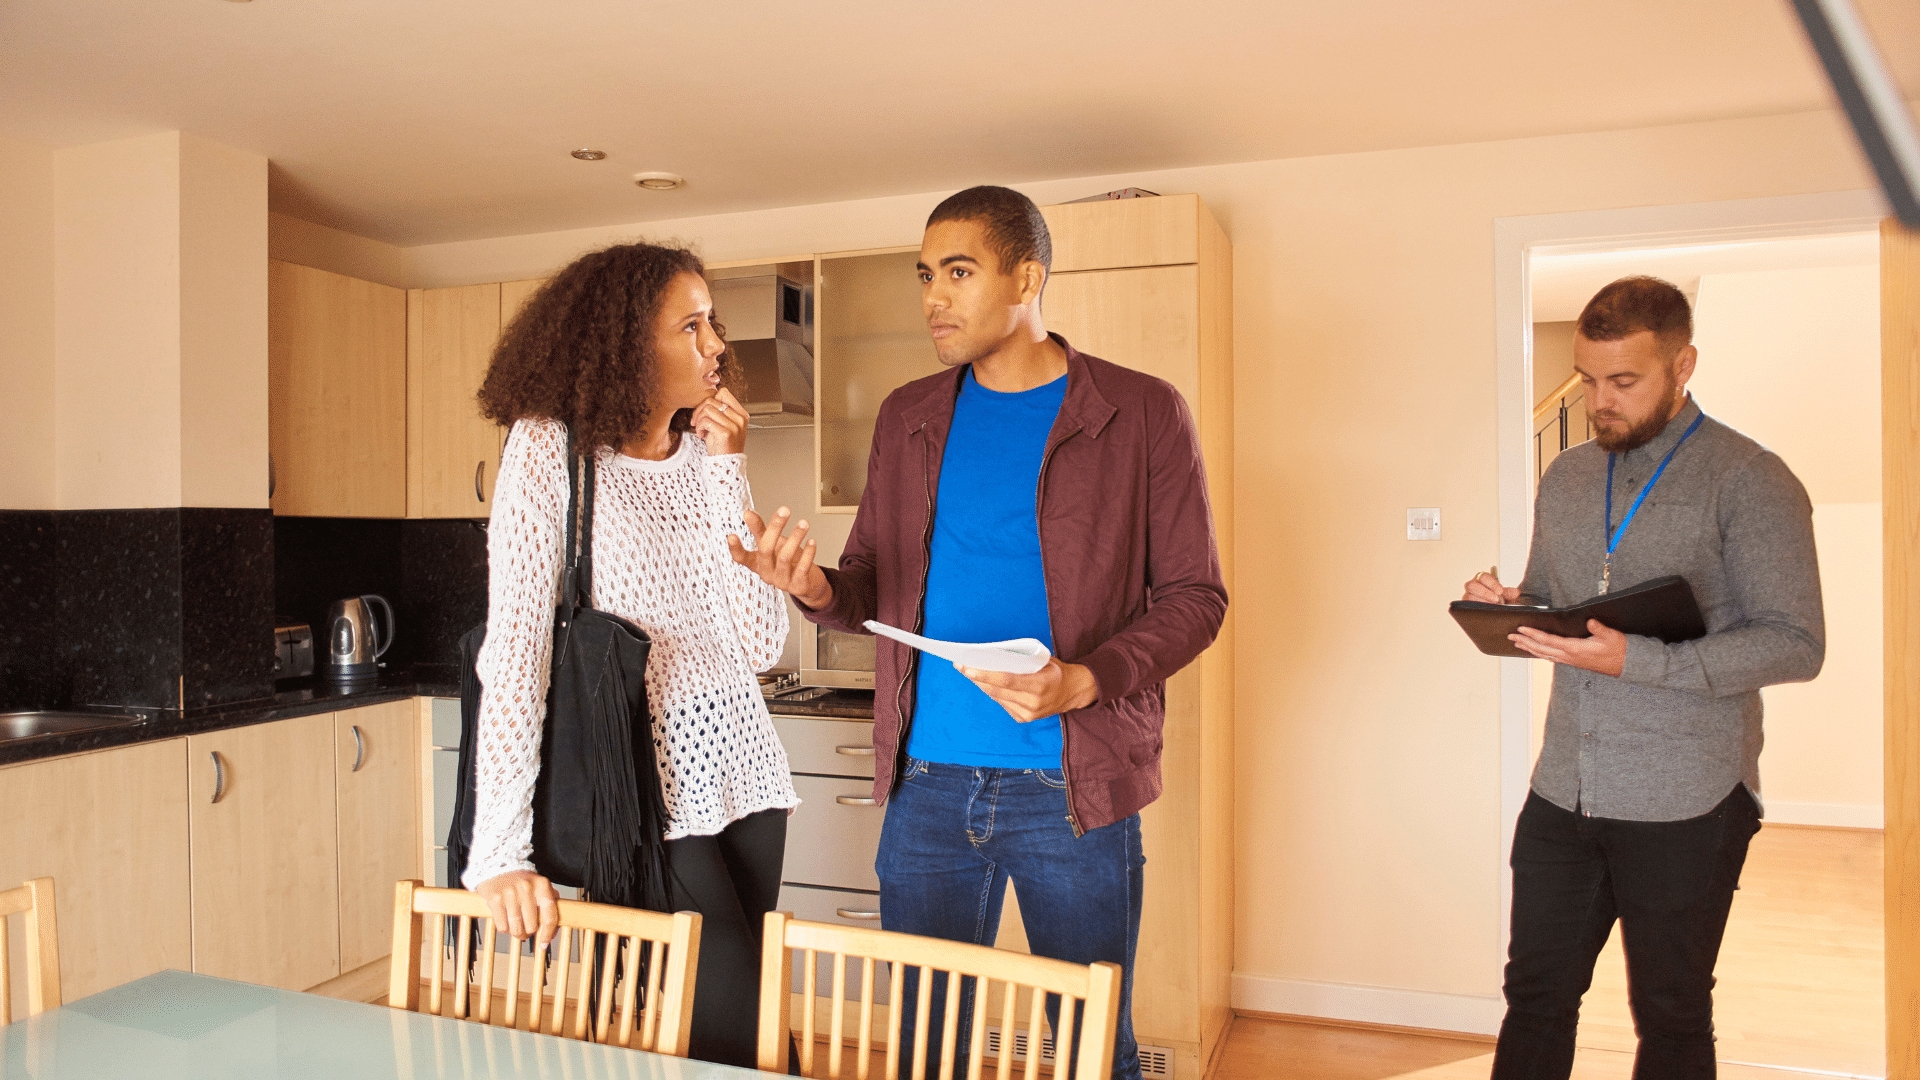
[{"xmin": 801, "ymin": 337, "xmax": 1227, "ymax": 834}]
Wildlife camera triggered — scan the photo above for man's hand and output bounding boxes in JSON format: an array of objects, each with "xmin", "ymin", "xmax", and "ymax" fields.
[
  {"xmin": 727, "ymin": 507, "xmax": 834, "ymax": 610},
  {"xmin": 691, "ymin": 387, "xmax": 748, "ymax": 456},
  {"xmin": 475, "ymin": 869, "xmax": 559, "ymax": 953},
  {"xmin": 1463, "ymin": 568, "xmax": 1522, "ymax": 605},
  {"xmin": 955, "ymin": 659, "xmax": 1100, "ymax": 723},
  {"xmin": 1510, "ymin": 619, "xmax": 1628, "ymax": 677}
]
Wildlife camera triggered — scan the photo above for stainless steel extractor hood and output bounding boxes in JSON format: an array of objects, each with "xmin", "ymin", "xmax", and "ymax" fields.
[{"xmin": 709, "ymin": 274, "xmax": 814, "ymax": 428}]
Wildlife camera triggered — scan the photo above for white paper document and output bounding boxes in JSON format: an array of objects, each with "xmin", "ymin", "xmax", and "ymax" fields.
[{"xmin": 862, "ymin": 620, "xmax": 1052, "ymax": 675}]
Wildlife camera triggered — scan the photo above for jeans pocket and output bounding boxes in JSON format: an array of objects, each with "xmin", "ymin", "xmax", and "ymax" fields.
[
  {"xmin": 901, "ymin": 756, "xmax": 930, "ymax": 780},
  {"xmin": 1033, "ymin": 768, "xmax": 1067, "ymax": 790}
]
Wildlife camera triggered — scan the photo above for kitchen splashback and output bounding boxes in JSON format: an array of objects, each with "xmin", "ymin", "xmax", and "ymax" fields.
[
  {"xmin": 272, "ymin": 517, "xmax": 489, "ymax": 681},
  {"xmin": 0, "ymin": 508, "xmax": 275, "ymax": 711}
]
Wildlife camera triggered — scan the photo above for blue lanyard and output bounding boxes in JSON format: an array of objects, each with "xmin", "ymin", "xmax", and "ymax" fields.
[{"xmin": 1601, "ymin": 410, "xmax": 1705, "ymax": 592}]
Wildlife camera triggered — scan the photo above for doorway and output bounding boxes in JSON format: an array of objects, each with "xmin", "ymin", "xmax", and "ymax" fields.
[{"xmin": 1493, "ymin": 191, "xmax": 1890, "ymax": 1077}]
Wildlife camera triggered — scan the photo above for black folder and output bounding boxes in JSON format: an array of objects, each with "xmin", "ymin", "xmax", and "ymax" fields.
[{"xmin": 1449, "ymin": 575, "xmax": 1707, "ymax": 658}]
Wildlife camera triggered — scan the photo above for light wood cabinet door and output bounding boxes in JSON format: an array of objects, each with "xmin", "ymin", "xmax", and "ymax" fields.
[
  {"xmin": 334, "ymin": 700, "xmax": 419, "ymax": 973},
  {"xmin": 816, "ymin": 248, "xmax": 941, "ymax": 511},
  {"xmin": 408, "ymin": 283, "xmax": 504, "ymax": 518},
  {"xmin": 0, "ymin": 740, "xmax": 192, "ymax": 1006},
  {"xmin": 1042, "ymin": 265, "xmax": 1201, "ymax": 406},
  {"xmin": 500, "ymin": 277, "xmax": 548, "ymax": 329},
  {"xmin": 268, "ymin": 260, "xmax": 408, "ymax": 517},
  {"xmin": 188, "ymin": 714, "xmax": 341, "ymax": 991}
]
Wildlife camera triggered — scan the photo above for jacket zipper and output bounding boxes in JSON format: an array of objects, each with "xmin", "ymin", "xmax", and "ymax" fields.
[
  {"xmin": 1035, "ymin": 427, "xmax": 1086, "ymax": 837},
  {"xmin": 891, "ymin": 427, "xmax": 937, "ymax": 793}
]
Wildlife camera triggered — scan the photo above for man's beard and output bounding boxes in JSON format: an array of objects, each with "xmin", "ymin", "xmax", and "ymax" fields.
[{"xmin": 1590, "ymin": 383, "xmax": 1684, "ymax": 453}]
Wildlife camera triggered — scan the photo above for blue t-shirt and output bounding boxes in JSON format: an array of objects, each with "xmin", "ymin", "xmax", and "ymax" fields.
[{"xmin": 907, "ymin": 367, "xmax": 1068, "ymax": 768}]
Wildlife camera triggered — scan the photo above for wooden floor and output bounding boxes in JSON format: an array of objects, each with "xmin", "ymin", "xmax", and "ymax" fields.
[{"xmin": 1217, "ymin": 823, "xmax": 1885, "ymax": 1080}]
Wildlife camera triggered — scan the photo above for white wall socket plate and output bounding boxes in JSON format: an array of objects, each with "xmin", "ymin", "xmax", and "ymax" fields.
[{"xmin": 1407, "ymin": 507, "xmax": 1441, "ymax": 541}]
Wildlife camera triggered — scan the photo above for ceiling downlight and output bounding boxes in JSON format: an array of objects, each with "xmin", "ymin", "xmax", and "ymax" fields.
[
  {"xmin": 570, "ymin": 148, "xmax": 607, "ymax": 161},
  {"xmin": 633, "ymin": 172, "xmax": 685, "ymax": 191}
]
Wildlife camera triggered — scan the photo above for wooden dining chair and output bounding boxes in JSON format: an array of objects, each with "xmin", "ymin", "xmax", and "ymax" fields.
[
  {"xmin": 758, "ymin": 911, "xmax": 1122, "ymax": 1080},
  {"xmin": 387, "ymin": 880, "xmax": 701, "ymax": 1056},
  {"xmin": 0, "ymin": 876, "xmax": 60, "ymax": 1023}
]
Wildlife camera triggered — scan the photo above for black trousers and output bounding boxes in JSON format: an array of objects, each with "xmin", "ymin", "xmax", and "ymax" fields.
[
  {"xmin": 1492, "ymin": 787, "xmax": 1760, "ymax": 1080},
  {"xmin": 664, "ymin": 807, "xmax": 788, "ymax": 1069}
]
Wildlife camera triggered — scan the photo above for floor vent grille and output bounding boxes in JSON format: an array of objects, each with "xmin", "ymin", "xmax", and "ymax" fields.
[{"xmin": 980, "ymin": 1027, "xmax": 1174, "ymax": 1078}]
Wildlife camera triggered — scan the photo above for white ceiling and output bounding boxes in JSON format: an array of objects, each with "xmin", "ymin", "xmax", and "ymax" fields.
[
  {"xmin": 3, "ymin": 0, "xmax": 1916, "ymax": 247},
  {"xmin": 1530, "ymin": 232, "xmax": 1881, "ymax": 322}
]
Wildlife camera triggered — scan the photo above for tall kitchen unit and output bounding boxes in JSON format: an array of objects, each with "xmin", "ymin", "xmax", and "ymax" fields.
[
  {"xmin": 1040, "ymin": 194, "xmax": 1235, "ymax": 1080},
  {"xmin": 809, "ymin": 195, "xmax": 1234, "ymax": 1080}
]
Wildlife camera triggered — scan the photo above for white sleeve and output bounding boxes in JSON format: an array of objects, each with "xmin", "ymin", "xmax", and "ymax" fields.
[
  {"xmin": 463, "ymin": 418, "xmax": 569, "ymax": 889},
  {"xmin": 701, "ymin": 446, "xmax": 791, "ymax": 672}
]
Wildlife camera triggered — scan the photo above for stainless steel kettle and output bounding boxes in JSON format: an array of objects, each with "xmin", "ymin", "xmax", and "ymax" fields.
[{"xmin": 325, "ymin": 594, "xmax": 394, "ymax": 681}]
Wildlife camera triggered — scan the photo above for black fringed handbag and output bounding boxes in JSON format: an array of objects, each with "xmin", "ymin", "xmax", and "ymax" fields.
[{"xmin": 445, "ymin": 430, "xmax": 671, "ymax": 912}]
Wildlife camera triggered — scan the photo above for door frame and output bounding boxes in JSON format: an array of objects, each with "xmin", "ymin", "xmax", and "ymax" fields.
[{"xmin": 1488, "ymin": 188, "xmax": 1887, "ymax": 967}]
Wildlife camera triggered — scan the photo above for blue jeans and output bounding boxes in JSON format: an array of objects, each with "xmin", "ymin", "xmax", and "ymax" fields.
[{"xmin": 875, "ymin": 756, "xmax": 1145, "ymax": 1080}]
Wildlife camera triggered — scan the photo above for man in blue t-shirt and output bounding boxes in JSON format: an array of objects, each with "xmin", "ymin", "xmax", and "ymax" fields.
[{"xmin": 729, "ymin": 186, "xmax": 1227, "ymax": 1080}]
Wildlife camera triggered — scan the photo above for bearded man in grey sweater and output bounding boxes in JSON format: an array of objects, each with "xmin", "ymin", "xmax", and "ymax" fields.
[{"xmin": 1463, "ymin": 276, "xmax": 1825, "ymax": 1078}]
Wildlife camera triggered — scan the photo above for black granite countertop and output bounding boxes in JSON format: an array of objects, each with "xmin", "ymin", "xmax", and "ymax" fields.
[
  {"xmin": 3, "ymin": 668, "xmax": 872, "ymax": 768},
  {"xmin": 0, "ymin": 665, "xmax": 461, "ymax": 768},
  {"xmin": 762, "ymin": 687, "xmax": 876, "ymax": 720}
]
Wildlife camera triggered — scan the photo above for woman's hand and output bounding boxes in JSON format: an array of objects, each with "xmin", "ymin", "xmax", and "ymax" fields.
[
  {"xmin": 475, "ymin": 869, "xmax": 560, "ymax": 952},
  {"xmin": 692, "ymin": 387, "xmax": 748, "ymax": 455}
]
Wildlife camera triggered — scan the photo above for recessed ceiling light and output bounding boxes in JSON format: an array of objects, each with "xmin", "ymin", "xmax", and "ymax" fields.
[
  {"xmin": 571, "ymin": 149, "xmax": 606, "ymax": 161},
  {"xmin": 633, "ymin": 172, "xmax": 685, "ymax": 191}
]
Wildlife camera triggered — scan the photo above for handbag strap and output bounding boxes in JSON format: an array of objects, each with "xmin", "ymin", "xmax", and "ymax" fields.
[{"xmin": 559, "ymin": 426, "xmax": 597, "ymax": 616}]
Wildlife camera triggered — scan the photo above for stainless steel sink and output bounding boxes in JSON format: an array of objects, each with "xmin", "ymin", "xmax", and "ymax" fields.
[{"xmin": 0, "ymin": 711, "xmax": 152, "ymax": 743}]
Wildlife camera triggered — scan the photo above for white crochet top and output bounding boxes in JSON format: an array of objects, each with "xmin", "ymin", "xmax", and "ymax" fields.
[{"xmin": 463, "ymin": 417, "xmax": 798, "ymax": 889}]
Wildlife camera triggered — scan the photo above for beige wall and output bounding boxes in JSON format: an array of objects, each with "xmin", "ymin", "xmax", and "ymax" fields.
[
  {"xmin": 51, "ymin": 132, "xmax": 267, "ymax": 510},
  {"xmin": 1690, "ymin": 263, "xmax": 1883, "ymax": 826},
  {"xmin": 54, "ymin": 132, "xmax": 184, "ymax": 509},
  {"xmin": 178, "ymin": 133, "xmax": 269, "ymax": 509},
  {"xmin": 272, "ymin": 106, "xmax": 1878, "ymax": 1028},
  {"xmin": 1532, "ymin": 320, "xmax": 1577, "ymax": 405},
  {"xmin": 0, "ymin": 133, "xmax": 56, "ymax": 510}
]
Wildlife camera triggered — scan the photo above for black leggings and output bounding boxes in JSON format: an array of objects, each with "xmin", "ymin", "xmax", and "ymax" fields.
[{"xmin": 664, "ymin": 807, "xmax": 788, "ymax": 1069}]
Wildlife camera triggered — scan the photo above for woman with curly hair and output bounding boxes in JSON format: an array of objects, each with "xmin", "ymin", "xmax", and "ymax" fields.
[{"xmin": 465, "ymin": 241, "xmax": 799, "ymax": 1068}]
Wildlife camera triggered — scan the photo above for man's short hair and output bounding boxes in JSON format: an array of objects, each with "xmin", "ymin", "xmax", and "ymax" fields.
[
  {"xmin": 1577, "ymin": 275, "xmax": 1693, "ymax": 348},
  {"xmin": 926, "ymin": 186, "xmax": 1052, "ymax": 274}
]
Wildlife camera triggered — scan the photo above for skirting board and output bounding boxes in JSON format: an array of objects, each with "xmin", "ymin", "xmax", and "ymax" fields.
[
  {"xmin": 1762, "ymin": 800, "xmax": 1884, "ymax": 830},
  {"xmin": 1231, "ymin": 973, "xmax": 1504, "ymax": 1036}
]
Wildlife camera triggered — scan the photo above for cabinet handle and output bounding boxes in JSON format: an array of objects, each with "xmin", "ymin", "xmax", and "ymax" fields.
[
  {"xmin": 835, "ymin": 745, "xmax": 876, "ymax": 757},
  {"xmin": 835, "ymin": 909, "xmax": 882, "ymax": 921},
  {"xmin": 474, "ymin": 461, "xmax": 487, "ymax": 502},
  {"xmin": 351, "ymin": 725, "xmax": 366, "ymax": 772},
  {"xmin": 267, "ymin": 454, "xmax": 276, "ymax": 500},
  {"xmin": 210, "ymin": 752, "xmax": 227, "ymax": 804},
  {"xmin": 835, "ymin": 795, "xmax": 878, "ymax": 807}
]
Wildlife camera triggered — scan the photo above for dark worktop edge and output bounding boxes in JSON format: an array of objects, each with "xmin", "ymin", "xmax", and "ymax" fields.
[
  {"xmin": 2, "ymin": 677, "xmax": 872, "ymax": 767},
  {"xmin": 0, "ymin": 671, "xmax": 461, "ymax": 768}
]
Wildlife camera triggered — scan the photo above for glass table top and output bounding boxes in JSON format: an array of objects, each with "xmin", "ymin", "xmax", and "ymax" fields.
[{"xmin": 0, "ymin": 969, "xmax": 771, "ymax": 1079}]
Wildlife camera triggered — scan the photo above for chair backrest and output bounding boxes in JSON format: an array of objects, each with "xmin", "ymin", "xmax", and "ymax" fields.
[
  {"xmin": 387, "ymin": 880, "xmax": 701, "ymax": 1056},
  {"xmin": 757, "ymin": 912, "xmax": 1121, "ymax": 1080},
  {"xmin": 0, "ymin": 877, "xmax": 60, "ymax": 1023}
]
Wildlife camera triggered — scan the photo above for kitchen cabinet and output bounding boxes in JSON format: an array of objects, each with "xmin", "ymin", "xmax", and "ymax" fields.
[
  {"xmin": 188, "ymin": 713, "xmax": 341, "ymax": 991},
  {"xmin": 499, "ymin": 277, "xmax": 547, "ymax": 329},
  {"xmin": 334, "ymin": 700, "xmax": 419, "ymax": 973},
  {"xmin": 267, "ymin": 259, "xmax": 408, "ymax": 517},
  {"xmin": 0, "ymin": 739, "xmax": 192, "ymax": 1008},
  {"xmin": 814, "ymin": 248, "xmax": 942, "ymax": 511},
  {"xmin": 408, "ymin": 283, "xmax": 505, "ymax": 518},
  {"xmin": 1037, "ymin": 193, "xmax": 1234, "ymax": 1080}
]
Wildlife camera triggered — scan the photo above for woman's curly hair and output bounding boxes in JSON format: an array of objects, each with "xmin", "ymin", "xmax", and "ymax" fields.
[{"xmin": 477, "ymin": 241, "xmax": 740, "ymax": 453}]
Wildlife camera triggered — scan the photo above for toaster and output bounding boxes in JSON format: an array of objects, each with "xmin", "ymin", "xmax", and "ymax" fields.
[{"xmin": 274, "ymin": 620, "xmax": 315, "ymax": 680}]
